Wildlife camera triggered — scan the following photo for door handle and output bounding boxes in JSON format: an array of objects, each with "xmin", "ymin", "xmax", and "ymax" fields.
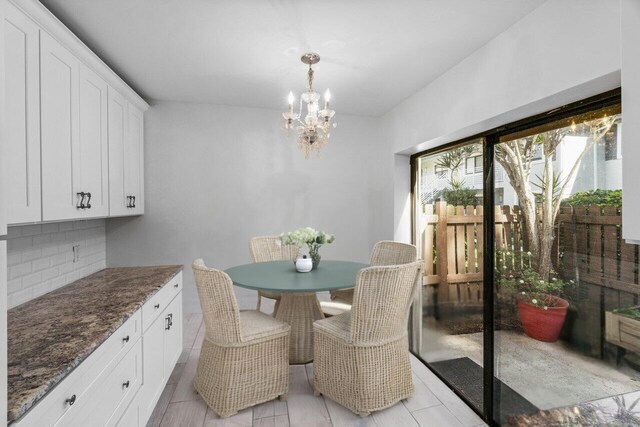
[
  {"xmin": 85, "ymin": 192, "xmax": 92, "ymax": 209},
  {"xmin": 132, "ymin": 196, "xmax": 136, "ymax": 208}
]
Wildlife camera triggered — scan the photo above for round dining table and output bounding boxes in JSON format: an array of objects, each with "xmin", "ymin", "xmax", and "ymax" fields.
[{"xmin": 225, "ymin": 260, "xmax": 367, "ymax": 364}]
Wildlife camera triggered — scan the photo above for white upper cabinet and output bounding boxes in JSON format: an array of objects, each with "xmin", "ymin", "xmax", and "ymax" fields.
[
  {"xmin": 126, "ymin": 104, "xmax": 144, "ymax": 215},
  {"xmin": 78, "ymin": 63, "xmax": 109, "ymax": 217},
  {"xmin": 4, "ymin": 3, "xmax": 41, "ymax": 224},
  {"xmin": 40, "ymin": 31, "xmax": 80, "ymax": 221},
  {"xmin": 5, "ymin": 0, "xmax": 147, "ymax": 224},
  {"xmin": 41, "ymin": 33, "xmax": 109, "ymax": 221},
  {"xmin": 108, "ymin": 91, "xmax": 144, "ymax": 216}
]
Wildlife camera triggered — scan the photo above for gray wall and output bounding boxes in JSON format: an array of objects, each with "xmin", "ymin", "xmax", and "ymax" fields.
[{"xmin": 106, "ymin": 101, "xmax": 392, "ymax": 313}]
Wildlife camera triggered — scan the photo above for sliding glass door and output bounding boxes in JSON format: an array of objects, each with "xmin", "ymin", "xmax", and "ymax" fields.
[
  {"xmin": 414, "ymin": 138, "xmax": 485, "ymax": 415},
  {"xmin": 411, "ymin": 91, "xmax": 637, "ymax": 426}
]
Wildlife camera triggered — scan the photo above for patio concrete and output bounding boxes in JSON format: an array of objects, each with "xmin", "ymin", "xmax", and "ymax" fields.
[{"xmin": 420, "ymin": 322, "xmax": 640, "ymax": 411}]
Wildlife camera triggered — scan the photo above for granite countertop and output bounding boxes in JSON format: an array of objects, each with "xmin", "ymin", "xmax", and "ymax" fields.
[{"xmin": 7, "ymin": 265, "xmax": 183, "ymax": 422}]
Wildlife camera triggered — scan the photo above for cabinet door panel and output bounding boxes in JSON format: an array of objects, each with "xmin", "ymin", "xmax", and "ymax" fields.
[
  {"xmin": 126, "ymin": 104, "xmax": 144, "ymax": 214},
  {"xmin": 108, "ymin": 88, "xmax": 128, "ymax": 216},
  {"xmin": 40, "ymin": 32, "xmax": 79, "ymax": 221},
  {"xmin": 78, "ymin": 64, "xmax": 109, "ymax": 217},
  {"xmin": 139, "ymin": 314, "xmax": 165, "ymax": 423},
  {"xmin": 163, "ymin": 293, "xmax": 182, "ymax": 377},
  {"xmin": 4, "ymin": 4, "xmax": 41, "ymax": 224}
]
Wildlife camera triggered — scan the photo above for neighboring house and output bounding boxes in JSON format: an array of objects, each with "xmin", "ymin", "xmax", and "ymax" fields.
[{"xmin": 420, "ymin": 123, "xmax": 622, "ymax": 206}]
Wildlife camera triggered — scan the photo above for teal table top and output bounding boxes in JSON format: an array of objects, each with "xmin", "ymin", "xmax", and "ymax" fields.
[{"xmin": 225, "ymin": 260, "xmax": 368, "ymax": 292}]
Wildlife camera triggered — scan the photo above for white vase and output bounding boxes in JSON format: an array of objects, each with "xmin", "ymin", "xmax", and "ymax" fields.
[{"xmin": 295, "ymin": 255, "xmax": 313, "ymax": 273}]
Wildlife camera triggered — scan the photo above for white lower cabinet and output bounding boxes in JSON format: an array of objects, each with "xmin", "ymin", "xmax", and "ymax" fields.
[
  {"xmin": 13, "ymin": 272, "xmax": 183, "ymax": 427},
  {"xmin": 138, "ymin": 285, "xmax": 183, "ymax": 423}
]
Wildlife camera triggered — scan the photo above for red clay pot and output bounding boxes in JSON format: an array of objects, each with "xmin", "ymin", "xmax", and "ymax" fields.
[{"xmin": 517, "ymin": 295, "xmax": 569, "ymax": 342}]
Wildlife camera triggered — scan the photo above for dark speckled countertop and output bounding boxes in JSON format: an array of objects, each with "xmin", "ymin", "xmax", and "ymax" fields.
[{"xmin": 7, "ymin": 265, "xmax": 183, "ymax": 422}]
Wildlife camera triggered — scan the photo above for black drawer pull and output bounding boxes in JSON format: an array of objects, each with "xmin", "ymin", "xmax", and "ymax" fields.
[
  {"xmin": 154, "ymin": 303, "xmax": 160, "ymax": 309},
  {"xmin": 66, "ymin": 394, "xmax": 76, "ymax": 406},
  {"xmin": 122, "ymin": 335, "xmax": 130, "ymax": 343},
  {"xmin": 132, "ymin": 196, "xmax": 136, "ymax": 208},
  {"xmin": 122, "ymin": 380, "xmax": 130, "ymax": 389},
  {"xmin": 126, "ymin": 196, "xmax": 131, "ymax": 208},
  {"xmin": 174, "ymin": 283, "xmax": 179, "ymax": 288},
  {"xmin": 85, "ymin": 192, "xmax": 92, "ymax": 209},
  {"xmin": 165, "ymin": 314, "xmax": 172, "ymax": 330}
]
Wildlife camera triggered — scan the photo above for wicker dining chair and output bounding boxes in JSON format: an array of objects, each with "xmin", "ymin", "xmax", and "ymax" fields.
[
  {"xmin": 312, "ymin": 260, "xmax": 423, "ymax": 417},
  {"xmin": 192, "ymin": 259, "xmax": 290, "ymax": 417},
  {"xmin": 250, "ymin": 236, "xmax": 300, "ymax": 314},
  {"xmin": 322, "ymin": 241, "xmax": 417, "ymax": 316}
]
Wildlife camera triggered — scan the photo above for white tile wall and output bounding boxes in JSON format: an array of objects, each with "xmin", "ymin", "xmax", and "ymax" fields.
[{"xmin": 6, "ymin": 220, "xmax": 106, "ymax": 308}]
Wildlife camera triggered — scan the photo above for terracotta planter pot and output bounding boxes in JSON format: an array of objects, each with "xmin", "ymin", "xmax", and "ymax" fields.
[{"xmin": 517, "ymin": 295, "xmax": 569, "ymax": 342}]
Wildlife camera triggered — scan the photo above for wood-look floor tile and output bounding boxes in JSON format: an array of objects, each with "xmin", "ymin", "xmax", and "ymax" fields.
[
  {"xmin": 167, "ymin": 362, "xmax": 186, "ymax": 385},
  {"xmin": 253, "ymin": 400, "xmax": 275, "ymax": 419},
  {"xmin": 146, "ymin": 382, "xmax": 177, "ymax": 427},
  {"xmin": 403, "ymin": 375, "xmax": 441, "ymax": 412},
  {"xmin": 411, "ymin": 404, "xmax": 465, "ymax": 427},
  {"xmin": 371, "ymin": 401, "xmax": 418, "ymax": 427},
  {"xmin": 203, "ymin": 407, "xmax": 253, "ymax": 426},
  {"xmin": 170, "ymin": 347, "xmax": 201, "ymax": 403},
  {"xmin": 159, "ymin": 400, "xmax": 208, "ymax": 427},
  {"xmin": 287, "ymin": 365, "xmax": 331, "ymax": 426}
]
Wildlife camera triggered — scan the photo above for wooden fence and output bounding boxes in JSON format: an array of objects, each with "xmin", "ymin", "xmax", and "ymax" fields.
[{"xmin": 420, "ymin": 202, "xmax": 640, "ymax": 310}]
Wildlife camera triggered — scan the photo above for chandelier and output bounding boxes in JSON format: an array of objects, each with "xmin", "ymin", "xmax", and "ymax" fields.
[{"xmin": 282, "ymin": 52, "xmax": 335, "ymax": 159}]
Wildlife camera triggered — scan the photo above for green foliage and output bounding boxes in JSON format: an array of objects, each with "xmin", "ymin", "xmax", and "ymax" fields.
[
  {"xmin": 561, "ymin": 189, "xmax": 622, "ymax": 207},
  {"xmin": 441, "ymin": 179, "xmax": 479, "ymax": 206},
  {"xmin": 495, "ymin": 249, "xmax": 568, "ymax": 308},
  {"xmin": 613, "ymin": 306, "xmax": 640, "ymax": 321}
]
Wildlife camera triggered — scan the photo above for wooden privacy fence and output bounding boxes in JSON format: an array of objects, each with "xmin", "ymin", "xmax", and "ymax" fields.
[{"xmin": 419, "ymin": 202, "xmax": 640, "ymax": 308}]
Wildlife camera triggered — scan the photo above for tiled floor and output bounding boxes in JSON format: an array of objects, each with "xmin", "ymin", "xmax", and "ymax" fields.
[{"xmin": 147, "ymin": 312, "xmax": 487, "ymax": 427}]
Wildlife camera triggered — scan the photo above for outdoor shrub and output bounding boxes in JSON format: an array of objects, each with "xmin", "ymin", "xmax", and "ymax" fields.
[
  {"xmin": 562, "ymin": 189, "xmax": 622, "ymax": 207},
  {"xmin": 442, "ymin": 186, "xmax": 479, "ymax": 206}
]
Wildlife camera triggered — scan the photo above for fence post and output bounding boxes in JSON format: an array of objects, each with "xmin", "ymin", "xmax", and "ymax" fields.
[{"xmin": 435, "ymin": 201, "xmax": 449, "ymax": 308}]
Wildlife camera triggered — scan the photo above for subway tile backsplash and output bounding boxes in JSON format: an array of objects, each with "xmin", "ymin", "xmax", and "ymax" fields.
[{"xmin": 6, "ymin": 220, "xmax": 106, "ymax": 308}]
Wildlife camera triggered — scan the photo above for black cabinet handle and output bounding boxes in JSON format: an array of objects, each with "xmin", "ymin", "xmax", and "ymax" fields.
[
  {"xmin": 132, "ymin": 196, "xmax": 136, "ymax": 208},
  {"xmin": 127, "ymin": 195, "xmax": 133, "ymax": 208},
  {"xmin": 76, "ymin": 192, "xmax": 86, "ymax": 209},
  {"xmin": 174, "ymin": 283, "xmax": 179, "ymax": 288},
  {"xmin": 154, "ymin": 303, "xmax": 160, "ymax": 309},
  {"xmin": 85, "ymin": 192, "xmax": 92, "ymax": 209},
  {"xmin": 165, "ymin": 313, "xmax": 173, "ymax": 330},
  {"xmin": 122, "ymin": 335, "xmax": 130, "ymax": 343},
  {"xmin": 122, "ymin": 380, "xmax": 130, "ymax": 389},
  {"xmin": 66, "ymin": 394, "xmax": 76, "ymax": 406}
]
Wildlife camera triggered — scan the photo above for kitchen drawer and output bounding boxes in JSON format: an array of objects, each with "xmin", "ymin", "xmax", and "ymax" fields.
[
  {"xmin": 13, "ymin": 311, "xmax": 141, "ymax": 426},
  {"xmin": 58, "ymin": 339, "xmax": 142, "ymax": 427},
  {"xmin": 142, "ymin": 272, "xmax": 182, "ymax": 331}
]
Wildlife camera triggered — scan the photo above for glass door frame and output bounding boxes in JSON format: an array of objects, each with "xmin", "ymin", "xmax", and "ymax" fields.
[{"xmin": 409, "ymin": 88, "xmax": 622, "ymax": 426}]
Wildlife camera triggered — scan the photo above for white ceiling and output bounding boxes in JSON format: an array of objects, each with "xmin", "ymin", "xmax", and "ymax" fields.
[{"xmin": 40, "ymin": 0, "xmax": 545, "ymax": 116}]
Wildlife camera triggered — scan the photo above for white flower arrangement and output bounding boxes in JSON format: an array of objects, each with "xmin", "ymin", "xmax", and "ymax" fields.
[{"xmin": 280, "ymin": 227, "xmax": 335, "ymax": 260}]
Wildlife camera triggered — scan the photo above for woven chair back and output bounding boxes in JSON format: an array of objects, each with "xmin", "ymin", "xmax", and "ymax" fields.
[
  {"xmin": 249, "ymin": 236, "xmax": 300, "ymax": 263},
  {"xmin": 350, "ymin": 260, "xmax": 423, "ymax": 345},
  {"xmin": 370, "ymin": 241, "xmax": 417, "ymax": 266},
  {"xmin": 192, "ymin": 258, "xmax": 242, "ymax": 344}
]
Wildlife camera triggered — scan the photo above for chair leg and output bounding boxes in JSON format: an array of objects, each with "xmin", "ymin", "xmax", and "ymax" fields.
[
  {"xmin": 273, "ymin": 299, "xmax": 280, "ymax": 317},
  {"xmin": 256, "ymin": 293, "xmax": 262, "ymax": 311}
]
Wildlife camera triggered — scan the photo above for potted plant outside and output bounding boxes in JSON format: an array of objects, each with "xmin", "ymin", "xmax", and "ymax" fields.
[{"xmin": 498, "ymin": 254, "xmax": 570, "ymax": 343}]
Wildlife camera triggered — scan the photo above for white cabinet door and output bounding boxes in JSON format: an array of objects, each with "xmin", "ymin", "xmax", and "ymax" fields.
[
  {"xmin": 78, "ymin": 63, "xmax": 109, "ymax": 217},
  {"xmin": 139, "ymin": 313, "xmax": 165, "ymax": 423},
  {"xmin": 40, "ymin": 32, "xmax": 80, "ymax": 221},
  {"xmin": 126, "ymin": 103, "xmax": 144, "ymax": 215},
  {"xmin": 163, "ymin": 293, "xmax": 182, "ymax": 377},
  {"xmin": 4, "ymin": 3, "xmax": 41, "ymax": 224},
  {"xmin": 108, "ymin": 87, "xmax": 128, "ymax": 216}
]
